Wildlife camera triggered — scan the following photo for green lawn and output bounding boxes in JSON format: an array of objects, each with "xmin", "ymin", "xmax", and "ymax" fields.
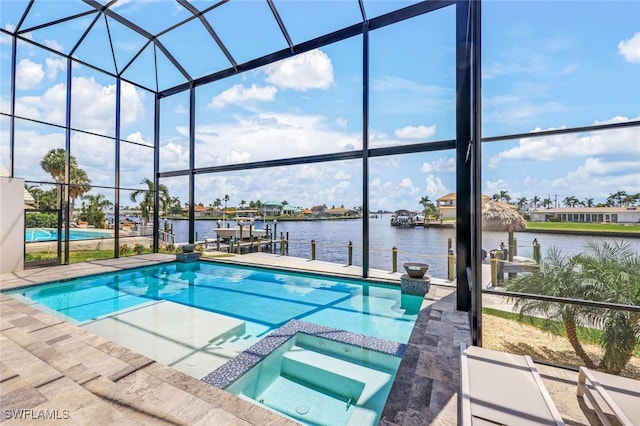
[
  {"xmin": 26, "ymin": 247, "xmax": 177, "ymax": 264},
  {"xmin": 526, "ymin": 221, "xmax": 640, "ymax": 233}
]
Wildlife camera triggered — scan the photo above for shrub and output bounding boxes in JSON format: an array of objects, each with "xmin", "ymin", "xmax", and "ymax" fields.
[
  {"xmin": 119, "ymin": 244, "xmax": 131, "ymax": 256},
  {"xmin": 25, "ymin": 212, "xmax": 58, "ymax": 228}
]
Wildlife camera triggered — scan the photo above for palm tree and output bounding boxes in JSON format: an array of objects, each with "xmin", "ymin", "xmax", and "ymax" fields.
[
  {"xmin": 419, "ymin": 196, "xmax": 431, "ymax": 214},
  {"xmin": 622, "ymin": 194, "xmax": 636, "ymax": 207},
  {"xmin": 81, "ymin": 193, "xmax": 112, "ymax": 227},
  {"xmin": 40, "ymin": 148, "xmax": 90, "ymax": 211},
  {"xmin": 583, "ymin": 197, "xmax": 594, "ymax": 208},
  {"xmin": 69, "ymin": 167, "xmax": 91, "ymax": 215},
  {"xmin": 129, "ymin": 178, "xmax": 169, "ymax": 224},
  {"xmin": 607, "ymin": 190, "xmax": 627, "ymax": 207},
  {"xmin": 516, "ymin": 196, "xmax": 528, "ymax": 210},
  {"xmin": 501, "ymin": 191, "xmax": 512, "ymax": 204},
  {"xmin": 542, "ymin": 198, "xmax": 553, "ymax": 209},
  {"xmin": 40, "ymin": 148, "xmax": 67, "ymax": 187},
  {"xmin": 563, "ymin": 195, "xmax": 579, "ymax": 207},
  {"xmin": 492, "ymin": 190, "xmax": 512, "ymax": 203},
  {"xmin": 223, "ymin": 194, "xmax": 230, "ymax": 224},
  {"xmin": 169, "ymin": 197, "xmax": 181, "ymax": 215},
  {"xmin": 572, "ymin": 241, "xmax": 640, "ymax": 374},
  {"xmin": 506, "ymin": 247, "xmax": 598, "ymax": 370},
  {"xmin": 239, "ymin": 199, "xmax": 246, "ymax": 210},
  {"xmin": 506, "ymin": 242, "xmax": 640, "ymax": 374},
  {"xmin": 531, "ymin": 195, "xmax": 540, "ymax": 209}
]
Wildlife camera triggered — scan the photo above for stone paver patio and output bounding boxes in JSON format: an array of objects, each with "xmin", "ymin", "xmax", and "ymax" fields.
[{"xmin": 1, "ymin": 254, "xmax": 602, "ymax": 424}]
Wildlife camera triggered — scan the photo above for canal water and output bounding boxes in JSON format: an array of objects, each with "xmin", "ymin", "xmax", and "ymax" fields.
[{"xmin": 167, "ymin": 215, "xmax": 639, "ymax": 279}]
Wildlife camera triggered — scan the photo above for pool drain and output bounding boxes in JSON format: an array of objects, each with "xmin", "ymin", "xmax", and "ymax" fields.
[{"xmin": 296, "ymin": 404, "xmax": 310, "ymax": 415}]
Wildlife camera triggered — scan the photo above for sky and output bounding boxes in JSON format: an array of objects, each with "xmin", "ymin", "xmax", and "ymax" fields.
[{"xmin": 0, "ymin": 0, "xmax": 639, "ymax": 212}]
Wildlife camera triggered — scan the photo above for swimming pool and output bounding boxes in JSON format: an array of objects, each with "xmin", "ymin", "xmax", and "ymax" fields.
[
  {"xmin": 6, "ymin": 261, "xmax": 420, "ymax": 347},
  {"xmin": 6, "ymin": 261, "xmax": 420, "ymax": 424},
  {"xmin": 25, "ymin": 228, "xmax": 112, "ymax": 242}
]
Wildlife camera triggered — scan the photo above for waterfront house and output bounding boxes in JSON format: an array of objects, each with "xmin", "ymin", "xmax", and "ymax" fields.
[
  {"xmin": 281, "ymin": 205, "xmax": 302, "ymax": 216},
  {"xmin": 436, "ymin": 193, "xmax": 491, "ymax": 220},
  {"xmin": 1, "ymin": 163, "xmax": 34, "ymax": 207},
  {"xmin": 529, "ymin": 207, "xmax": 640, "ymax": 224},
  {"xmin": 260, "ymin": 201, "xmax": 283, "ymax": 216},
  {"xmin": 324, "ymin": 207, "xmax": 355, "ymax": 217}
]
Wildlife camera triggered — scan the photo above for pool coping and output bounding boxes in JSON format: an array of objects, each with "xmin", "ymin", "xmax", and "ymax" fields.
[
  {"xmin": 0, "ymin": 254, "xmax": 468, "ymax": 425},
  {"xmin": 202, "ymin": 319, "xmax": 406, "ymax": 390}
]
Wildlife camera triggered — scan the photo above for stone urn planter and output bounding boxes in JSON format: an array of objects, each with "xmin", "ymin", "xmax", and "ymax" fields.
[
  {"xmin": 403, "ymin": 262, "xmax": 430, "ymax": 279},
  {"xmin": 181, "ymin": 244, "xmax": 195, "ymax": 253}
]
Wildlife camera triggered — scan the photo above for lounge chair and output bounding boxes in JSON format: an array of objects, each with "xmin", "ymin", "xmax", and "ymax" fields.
[
  {"xmin": 577, "ymin": 366, "xmax": 639, "ymax": 426},
  {"xmin": 460, "ymin": 343, "xmax": 565, "ymax": 425}
]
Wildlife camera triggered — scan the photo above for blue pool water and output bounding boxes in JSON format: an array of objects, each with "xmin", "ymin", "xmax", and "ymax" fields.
[
  {"xmin": 25, "ymin": 228, "xmax": 111, "ymax": 242},
  {"xmin": 225, "ymin": 333, "xmax": 401, "ymax": 426},
  {"xmin": 7, "ymin": 261, "xmax": 421, "ymax": 344}
]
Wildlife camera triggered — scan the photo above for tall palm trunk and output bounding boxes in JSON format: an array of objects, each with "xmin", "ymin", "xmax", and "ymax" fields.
[{"xmin": 563, "ymin": 314, "xmax": 596, "ymax": 369}]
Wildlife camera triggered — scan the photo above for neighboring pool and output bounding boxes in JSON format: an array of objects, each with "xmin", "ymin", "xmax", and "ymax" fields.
[
  {"xmin": 6, "ymin": 261, "xmax": 421, "ymax": 343},
  {"xmin": 25, "ymin": 228, "xmax": 112, "ymax": 242}
]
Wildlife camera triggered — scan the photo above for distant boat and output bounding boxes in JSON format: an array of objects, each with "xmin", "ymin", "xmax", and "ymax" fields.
[{"xmin": 390, "ymin": 209, "xmax": 420, "ymax": 227}]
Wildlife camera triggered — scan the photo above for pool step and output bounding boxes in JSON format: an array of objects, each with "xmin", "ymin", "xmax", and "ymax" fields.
[
  {"xmin": 281, "ymin": 345, "xmax": 395, "ymax": 406},
  {"xmin": 282, "ymin": 349, "xmax": 365, "ymax": 402}
]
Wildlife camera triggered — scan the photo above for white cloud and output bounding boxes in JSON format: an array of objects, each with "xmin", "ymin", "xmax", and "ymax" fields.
[
  {"xmin": 120, "ymin": 81, "xmax": 146, "ymax": 124},
  {"xmin": 174, "ymin": 104, "xmax": 187, "ymax": 114},
  {"xmin": 424, "ymin": 175, "xmax": 448, "ymax": 199},
  {"xmin": 488, "ymin": 116, "xmax": 640, "ymax": 169},
  {"xmin": 484, "ymin": 179, "xmax": 509, "ymax": 197},
  {"xmin": 16, "ymin": 59, "xmax": 45, "ymax": 90},
  {"xmin": 484, "ymin": 93, "xmax": 568, "ymax": 124},
  {"xmin": 264, "ymin": 49, "xmax": 334, "ymax": 91},
  {"xmin": 159, "ymin": 139, "xmax": 190, "ymax": 172},
  {"xmin": 14, "ymin": 76, "xmax": 145, "ymax": 133},
  {"xmin": 336, "ymin": 118, "xmax": 348, "ymax": 128},
  {"xmin": 420, "ymin": 157, "xmax": 455, "ymax": 173},
  {"xmin": 546, "ymin": 158, "xmax": 640, "ymax": 200},
  {"xmin": 45, "ymin": 57, "xmax": 66, "ymax": 80},
  {"xmin": 394, "ymin": 125, "xmax": 436, "ymax": 140},
  {"xmin": 193, "ymin": 112, "xmax": 361, "ymax": 166},
  {"xmin": 400, "ymin": 178, "xmax": 418, "ymax": 193},
  {"xmin": 124, "ymin": 131, "xmax": 150, "ymax": 145},
  {"xmin": 334, "ymin": 170, "xmax": 351, "ymax": 180},
  {"xmin": 618, "ymin": 32, "xmax": 640, "ymax": 63},
  {"xmin": 209, "ymin": 84, "xmax": 277, "ymax": 109},
  {"xmin": 44, "ymin": 39, "xmax": 63, "ymax": 52}
]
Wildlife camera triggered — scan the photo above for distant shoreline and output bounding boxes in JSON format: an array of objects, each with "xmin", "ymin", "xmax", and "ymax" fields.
[{"xmin": 165, "ymin": 217, "xmax": 640, "ymax": 238}]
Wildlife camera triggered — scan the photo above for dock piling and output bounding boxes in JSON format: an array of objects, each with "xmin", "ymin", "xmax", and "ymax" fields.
[
  {"xmin": 448, "ymin": 249, "xmax": 455, "ymax": 281},
  {"xmin": 392, "ymin": 247, "xmax": 398, "ymax": 273}
]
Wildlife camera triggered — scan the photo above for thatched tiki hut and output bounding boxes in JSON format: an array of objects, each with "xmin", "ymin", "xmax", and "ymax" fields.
[{"xmin": 481, "ymin": 201, "xmax": 527, "ymax": 262}]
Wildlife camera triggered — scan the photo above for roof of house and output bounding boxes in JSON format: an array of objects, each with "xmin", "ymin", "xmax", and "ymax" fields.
[
  {"xmin": 0, "ymin": 163, "xmax": 35, "ymax": 204},
  {"xmin": 436, "ymin": 193, "xmax": 491, "ymax": 202}
]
